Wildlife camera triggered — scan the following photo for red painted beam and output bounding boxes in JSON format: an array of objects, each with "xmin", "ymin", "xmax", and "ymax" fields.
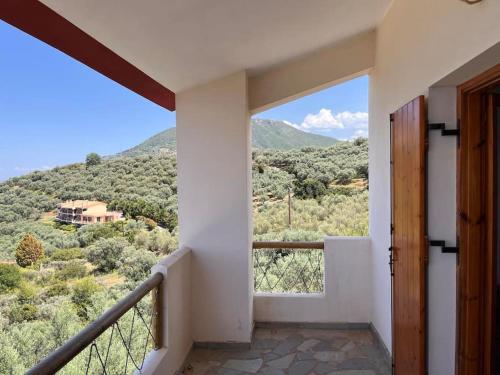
[{"xmin": 0, "ymin": 0, "xmax": 175, "ymax": 111}]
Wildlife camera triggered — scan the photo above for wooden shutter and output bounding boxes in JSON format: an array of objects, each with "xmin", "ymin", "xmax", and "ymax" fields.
[{"xmin": 391, "ymin": 96, "xmax": 427, "ymax": 375}]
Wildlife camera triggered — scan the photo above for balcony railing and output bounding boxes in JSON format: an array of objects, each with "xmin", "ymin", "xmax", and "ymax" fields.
[
  {"xmin": 253, "ymin": 241, "xmax": 324, "ymax": 294},
  {"xmin": 27, "ymin": 272, "xmax": 164, "ymax": 375}
]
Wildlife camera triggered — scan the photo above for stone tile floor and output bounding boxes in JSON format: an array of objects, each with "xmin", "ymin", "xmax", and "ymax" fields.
[{"xmin": 181, "ymin": 326, "xmax": 391, "ymax": 375}]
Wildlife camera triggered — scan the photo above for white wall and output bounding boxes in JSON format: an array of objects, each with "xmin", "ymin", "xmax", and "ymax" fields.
[
  {"xmin": 254, "ymin": 237, "xmax": 372, "ymax": 323},
  {"xmin": 369, "ymin": 0, "xmax": 500, "ymax": 367},
  {"xmin": 176, "ymin": 71, "xmax": 253, "ymax": 344},
  {"xmin": 427, "ymin": 87, "xmax": 457, "ymax": 375},
  {"xmin": 145, "ymin": 247, "xmax": 193, "ymax": 375},
  {"xmin": 248, "ymin": 31, "xmax": 375, "ymax": 113}
]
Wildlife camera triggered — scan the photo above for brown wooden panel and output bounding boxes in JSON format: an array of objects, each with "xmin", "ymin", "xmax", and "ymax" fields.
[
  {"xmin": 457, "ymin": 85, "xmax": 500, "ymax": 375},
  {"xmin": 391, "ymin": 96, "xmax": 427, "ymax": 375}
]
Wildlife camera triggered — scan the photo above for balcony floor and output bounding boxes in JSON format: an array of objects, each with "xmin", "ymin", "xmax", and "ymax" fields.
[{"xmin": 183, "ymin": 326, "xmax": 391, "ymax": 375}]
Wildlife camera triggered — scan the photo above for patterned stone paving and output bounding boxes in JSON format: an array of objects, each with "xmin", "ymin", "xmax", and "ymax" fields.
[{"xmin": 181, "ymin": 326, "xmax": 391, "ymax": 375}]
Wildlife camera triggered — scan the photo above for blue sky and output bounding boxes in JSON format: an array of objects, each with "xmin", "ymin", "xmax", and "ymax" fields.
[
  {"xmin": 255, "ymin": 77, "xmax": 368, "ymax": 140},
  {"xmin": 0, "ymin": 20, "xmax": 367, "ymax": 181}
]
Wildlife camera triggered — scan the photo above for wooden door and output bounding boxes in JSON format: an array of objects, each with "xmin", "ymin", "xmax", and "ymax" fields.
[
  {"xmin": 457, "ymin": 88, "xmax": 500, "ymax": 375},
  {"xmin": 390, "ymin": 96, "xmax": 427, "ymax": 375}
]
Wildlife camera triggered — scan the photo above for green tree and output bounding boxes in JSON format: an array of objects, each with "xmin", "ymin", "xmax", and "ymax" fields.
[
  {"xmin": 120, "ymin": 249, "xmax": 157, "ymax": 285},
  {"xmin": 147, "ymin": 228, "xmax": 177, "ymax": 254},
  {"xmin": 0, "ymin": 264, "xmax": 22, "ymax": 292},
  {"xmin": 76, "ymin": 223, "xmax": 121, "ymax": 247},
  {"xmin": 294, "ymin": 178, "xmax": 327, "ymax": 199},
  {"xmin": 71, "ymin": 277, "xmax": 101, "ymax": 320},
  {"xmin": 86, "ymin": 237, "xmax": 131, "ymax": 272},
  {"xmin": 85, "ymin": 152, "xmax": 101, "ymax": 167},
  {"xmin": 15, "ymin": 233, "xmax": 44, "ymax": 267},
  {"xmin": 336, "ymin": 168, "xmax": 355, "ymax": 185}
]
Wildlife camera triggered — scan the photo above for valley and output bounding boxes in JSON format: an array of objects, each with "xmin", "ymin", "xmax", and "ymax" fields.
[{"xmin": 0, "ymin": 121, "xmax": 367, "ymax": 373}]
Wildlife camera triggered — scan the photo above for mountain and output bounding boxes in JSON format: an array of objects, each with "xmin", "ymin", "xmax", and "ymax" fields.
[
  {"xmin": 116, "ymin": 128, "xmax": 177, "ymax": 158},
  {"xmin": 251, "ymin": 119, "xmax": 337, "ymax": 149},
  {"xmin": 116, "ymin": 119, "xmax": 337, "ymax": 157}
]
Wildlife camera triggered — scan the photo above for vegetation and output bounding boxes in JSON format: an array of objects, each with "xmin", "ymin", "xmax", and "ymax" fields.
[
  {"xmin": 15, "ymin": 233, "xmax": 44, "ymax": 267},
  {"xmin": 0, "ymin": 264, "xmax": 21, "ymax": 292},
  {"xmin": 85, "ymin": 152, "xmax": 102, "ymax": 167},
  {"xmin": 0, "ymin": 120, "xmax": 367, "ymax": 373}
]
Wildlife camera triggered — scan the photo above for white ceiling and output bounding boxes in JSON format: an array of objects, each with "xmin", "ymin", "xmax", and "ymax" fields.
[{"xmin": 40, "ymin": 0, "xmax": 391, "ymax": 93}]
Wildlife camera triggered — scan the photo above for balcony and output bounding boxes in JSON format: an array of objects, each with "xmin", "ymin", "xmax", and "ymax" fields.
[
  {"xmin": 28, "ymin": 238, "xmax": 385, "ymax": 374},
  {"xmin": 5, "ymin": 1, "xmax": 498, "ymax": 373}
]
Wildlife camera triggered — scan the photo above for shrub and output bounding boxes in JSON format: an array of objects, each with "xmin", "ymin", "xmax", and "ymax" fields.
[
  {"xmin": 355, "ymin": 163, "xmax": 369, "ymax": 180},
  {"xmin": 51, "ymin": 248, "xmax": 84, "ymax": 261},
  {"xmin": 45, "ymin": 282, "xmax": 69, "ymax": 297},
  {"xmin": 120, "ymin": 250, "xmax": 157, "ymax": 284},
  {"xmin": 336, "ymin": 169, "xmax": 355, "ymax": 185},
  {"xmin": 76, "ymin": 223, "xmax": 121, "ymax": 247},
  {"xmin": 294, "ymin": 178, "xmax": 327, "ymax": 199},
  {"xmin": 134, "ymin": 230, "xmax": 149, "ymax": 248},
  {"xmin": 137, "ymin": 216, "xmax": 157, "ymax": 230},
  {"xmin": 53, "ymin": 222, "xmax": 77, "ymax": 232},
  {"xmin": 15, "ymin": 233, "xmax": 44, "ymax": 267},
  {"xmin": 147, "ymin": 229, "xmax": 177, "ymax": 255},
  {"xmin": 85, "ymin": 152, "xmax": 101, "ymax": 167},
  {"xmin": 86, "ymin": 238, "xmax": 131, "ymax": 272},
  {"xmin": 9, "ymin": 304, "xmax": 38, "ymax": 323},
  {"xmin": 56, "ymin": 261, "xmax": 87, "ymax": 280},
  {"xmin": 72, "ymin": 277, "xmax": 101, "ymax": 320},
  {"xmin": 0, "ymin": 264, "xmax": 22, "ymax": 292},
  {"xmin": 17, "ymin": 282, "xmax": 36, "ymax": 304},
  {"xmin": 330, "ymin": 186, "xmax": 356, "ymax": 196}
]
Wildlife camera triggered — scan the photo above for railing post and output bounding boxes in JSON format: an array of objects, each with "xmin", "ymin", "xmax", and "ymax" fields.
[{"xmin": 152, "ymin": 282, "xmax": 163, "ymax": 349}]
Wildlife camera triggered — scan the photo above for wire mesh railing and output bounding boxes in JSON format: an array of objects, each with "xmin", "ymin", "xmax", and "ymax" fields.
[
  {"xmin": 27, "ymin": 272, "xmax": 163, "ymax": 375},
  {"xmin": 253, "ymin": 241, "xmax": 324, "ymax": 293}
]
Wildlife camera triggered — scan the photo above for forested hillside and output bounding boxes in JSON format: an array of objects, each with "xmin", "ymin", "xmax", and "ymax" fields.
[
  {"xmin": 0, "ymin": 127, "xmax": 367, "ymax": 373},
  {"xmin": 117, "ymin": 118, "xmax": 338, "ymax": 157},
  {"xmin": 0, "ymin": 138, "xmax": 368, "ymax": 259}
]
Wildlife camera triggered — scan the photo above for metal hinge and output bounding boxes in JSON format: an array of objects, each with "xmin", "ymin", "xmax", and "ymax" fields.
[
  {"xmin": 428, "ymin": 123, "xmax": 460, "ymax": 137},
  {"xmin": 388, "ymin": 246, "xmax": 394, "ymax": 276},
  {"xmin": 429, "ymin": 239, "xmax": 458, "ymax": 254}
]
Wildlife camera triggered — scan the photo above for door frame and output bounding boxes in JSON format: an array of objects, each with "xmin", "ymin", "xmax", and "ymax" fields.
[{"xmin": 456, "ymin": 64, "xmax": 500, "ymax": 375}]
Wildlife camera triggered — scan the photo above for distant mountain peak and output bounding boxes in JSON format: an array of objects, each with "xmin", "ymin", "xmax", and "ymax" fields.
[{"xmin": 116, "ymin": 119, "xmax": 337, "ymax": 157}]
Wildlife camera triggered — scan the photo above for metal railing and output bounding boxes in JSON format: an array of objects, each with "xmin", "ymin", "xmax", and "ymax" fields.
[
  {"xmin": 27, "ymin": 272, "xmax": 164, "ymax": 375},
  {"xmin": 253, "ymin": 241, "xmax": 325, "ymax": 294}
]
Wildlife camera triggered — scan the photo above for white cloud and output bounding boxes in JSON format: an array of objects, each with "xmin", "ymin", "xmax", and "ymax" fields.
[
  {"xmin": 283, "ymin": 120, "xmax": 307, "ymax": 132},
  {"xmin": 351, "ymin": 129, "xmax": 368, "ymax": 139},
  {"xmin": 293, "ymin": 109, "xmax": 368, "ymax": 132},
  {"xmin": 301, "ymin": 109, "xmax": 344, "ymax": 130}
]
